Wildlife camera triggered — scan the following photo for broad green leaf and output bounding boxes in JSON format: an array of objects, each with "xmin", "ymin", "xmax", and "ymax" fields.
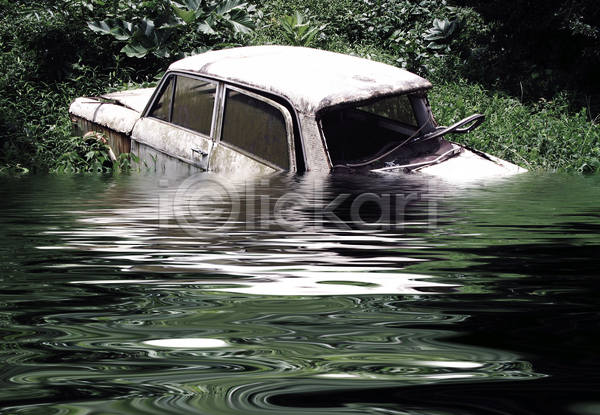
[
  {"xmin": 137, "ymin": 19, "xmax": 155, "ymax": 38},
  {"xmin": 424, "ymin": 33, "xmax": 446, "ymax": 41},
  {"xmin": 279, "ymin": 11, "xmax": 320, "ymax": 46},
  {"xmin": 157, "ymin": 12, "xmax": 186, "ymax": 29},
  {"xmin": 171, "ymin": 0, "xmax": 203, "ymax": 11},
  {"xmin": 172, "ymin": 5, "xmax": 196, "ymax": 23},
  {"xmin": 227, "ymin": 8, "xmax": 255, "ymax": 33},
  {"xmin": 296, "ymin": 23, "xmax": 309, "ymax": 37},
  {"xmin": 122, "ymin": 42, "xmax": 152, "ymax": 58},
  {"xmin": 88, "ymin": 19, "xmax": 134, "ymax": 40},
  {"xmin": 121, "ymin": 158, "xmax": 131, "ymax": 170},
  {"xmin": 215, "ymin": 0, "xmax": 248, "ymax": 16},
  {"xmin": 302, "ymin": 26, "xmax": 320, "ymax": 45},
  {"xmin": 198, "ymin": 17, "xmax": 217, "ymax": 34}
]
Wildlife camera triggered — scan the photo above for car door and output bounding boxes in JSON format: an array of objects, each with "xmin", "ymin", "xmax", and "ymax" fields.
[
  {"xmin": 132, "ymin": 73, "xmax": 218, "ymax": 170},
  {"xmin": 209, "ymin": 85, "xmax": 296, "ymax": 173}
]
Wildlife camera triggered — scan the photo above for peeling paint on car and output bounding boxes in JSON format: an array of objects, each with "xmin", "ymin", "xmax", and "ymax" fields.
[
  {"xmin": 209, "ymin": 144, "xmax": 277, "ymax": 174},
  {"xmin": 132, "ymin": 118, "xmax": 213, "ymax": 170},
  {"xmin": 69, "ymin": 98, "xmax": 140, "ymax": 135},
  {"xmin": 101, "ymin": 88, "xmax": 155, "ymax": 113}
]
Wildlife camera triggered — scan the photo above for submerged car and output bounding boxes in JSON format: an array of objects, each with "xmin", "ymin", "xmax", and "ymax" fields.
[{"xmin": 69, "ymin": 45, "xmax": 526, "ymax": 178}]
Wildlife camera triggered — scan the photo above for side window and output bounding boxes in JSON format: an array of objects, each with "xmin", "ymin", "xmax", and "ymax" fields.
[
  {"xmin": 171, "ymin": 76, "xmax": 217, "ymax": 136},
  {"xmin": 148, "ymin": 75, "xmax": 217, "ymax": 137},
  {"xmin": 221, "ymin": 89, "xmax": 290, "ymax": 169},
  {"xmin": 148, "ymin": 76, "xmax": 174, "ymax": 121}
]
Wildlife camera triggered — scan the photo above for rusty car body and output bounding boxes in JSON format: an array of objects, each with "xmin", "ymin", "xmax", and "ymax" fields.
[{"xmin": 69, "ymin": 45, "xmax": 526, "ymax": 179}]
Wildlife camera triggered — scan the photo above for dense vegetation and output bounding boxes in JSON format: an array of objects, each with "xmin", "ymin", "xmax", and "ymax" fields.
[{"xmin": 1, "ymin": 0, "xmax": 599, "ymax": 173}]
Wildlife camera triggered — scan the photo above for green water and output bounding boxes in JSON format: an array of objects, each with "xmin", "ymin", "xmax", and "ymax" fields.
[{"xmin": 1, "ymin": 171, "xmax": 599, "ymax": 414}]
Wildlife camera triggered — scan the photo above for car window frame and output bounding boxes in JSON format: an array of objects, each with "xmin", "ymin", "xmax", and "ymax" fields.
[
  {"xmin": 214, "ymin": 84, "xmax": 296, "ymax": 172},
  {"xmin": 144, "ymin": 72, "xmax": 220, "ymax": 141}
]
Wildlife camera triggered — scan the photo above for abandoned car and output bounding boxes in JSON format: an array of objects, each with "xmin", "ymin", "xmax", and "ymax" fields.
[{"xmin": 69, "ymin": 45, "xmax": 526, "ymax": 178}]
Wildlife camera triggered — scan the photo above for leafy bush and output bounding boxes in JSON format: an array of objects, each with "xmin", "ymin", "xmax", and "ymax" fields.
[
  {"xmin": 251, "ymin": 0, "xmax": 475, "ymax": 75},
  {"xmin": 88, "ymin": 0, "xmax": 256, "ymax": 60},
  {"xmin": 53, "ymin": 132, "xmax": 142, "ymax": 173},
  {"xmin": 279, "ymin": 11, "xmax": 325, "ymax": 47}
]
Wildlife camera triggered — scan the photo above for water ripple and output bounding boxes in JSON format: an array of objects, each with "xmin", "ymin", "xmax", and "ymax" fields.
[{"xmin": 2, "ymin": 173, "xmax": 600, "ymax": 414}]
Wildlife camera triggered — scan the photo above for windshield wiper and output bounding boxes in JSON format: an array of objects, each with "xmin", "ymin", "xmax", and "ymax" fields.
[{"xmin": 345, "ymin": 113, "xmax": 485, "ymax": 168}]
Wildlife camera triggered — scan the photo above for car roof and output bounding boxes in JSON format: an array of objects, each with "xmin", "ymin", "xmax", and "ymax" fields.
[{"xmin": 168, "ymin": 45, "xmax": 432, "ymax": 115}]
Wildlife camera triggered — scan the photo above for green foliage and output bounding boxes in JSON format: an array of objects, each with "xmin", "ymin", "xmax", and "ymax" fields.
[
  {"xmin": 1, "ymin": 0, "xmax": 599, "ymax": 174},
  {"xmin": 424, "ymin": 18, "xmax": 462, "ymax": 52},
  {"xmin": 53, "ymin": 133, "xmax": 142, "ymax": 173},
  {"xmin": 453, "ymin": 0, "xmax": 600, "ymax": 108},
  {"xmin": 89, "ymin": 17, "xmax": 177, "ymax": 59},
  {"xmin": 88, "ymin": 0, "xmax": 256, "ymax": 59},
  {"xmin": 0, "ymin": 0, "xmax": 256, "ymax": 173},
  {"xmin": 279, "ymin": 11, "xmax": 325, "ymax": 47},
  {"xmin": 429, "ymin": 81, "xmax": 600, "ymax": 173},
  {"xmin": 251, "ymin": 0, "xmax": 467, "ymax": 75},
  {"xmin": 388, "ymin": 16, "xmax": 463, "ymax": 72}
]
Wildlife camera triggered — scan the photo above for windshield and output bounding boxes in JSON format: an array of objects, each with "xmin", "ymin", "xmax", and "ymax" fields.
[
  {"xmin": 356, "ymin": 94, "xmax": 418, "ymax": 127},
  {"xmin": 320, "ymin": 94, "xmax": 421, "ymax": 164}
]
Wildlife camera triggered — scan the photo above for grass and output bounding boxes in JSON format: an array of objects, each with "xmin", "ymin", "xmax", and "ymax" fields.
[{"xmin": 428, "ymin": 81, "xmax": 600, "ymax": 173}]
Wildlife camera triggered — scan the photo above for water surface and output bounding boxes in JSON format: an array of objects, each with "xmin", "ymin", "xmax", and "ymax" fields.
[{"xmin": 1, "ymin": 170, "xmax": 599, "ymax": 414}]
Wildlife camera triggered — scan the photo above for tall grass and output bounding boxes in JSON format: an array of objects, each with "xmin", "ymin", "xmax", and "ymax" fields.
[{"xmin": 429, "ymin": 81, "xmax": 600, "ymax": 173}]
